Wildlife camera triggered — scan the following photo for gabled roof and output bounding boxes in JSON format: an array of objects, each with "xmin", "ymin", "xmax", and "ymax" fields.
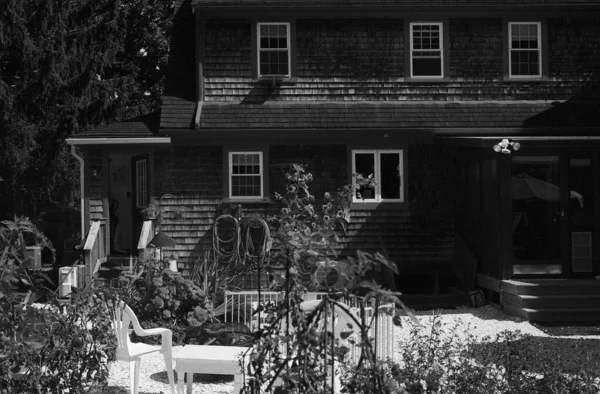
[
  {"xmin": 73, "ymin": 113, "xmax": 159, "ymax": 138},
  {"xmin": 160, "ymin": 0, "xmax": 196, "ymax": 130}
]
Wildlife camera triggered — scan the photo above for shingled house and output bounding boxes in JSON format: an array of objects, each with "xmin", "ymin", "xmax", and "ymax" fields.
[{"xmin": 67, "ymin": 0, "xmax": 600, "ymax": 321}]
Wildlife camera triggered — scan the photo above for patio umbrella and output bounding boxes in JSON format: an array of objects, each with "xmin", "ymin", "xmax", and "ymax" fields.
[{"xmin": 511, "ymin": 175, "xmax": 584, "ymax": 208}]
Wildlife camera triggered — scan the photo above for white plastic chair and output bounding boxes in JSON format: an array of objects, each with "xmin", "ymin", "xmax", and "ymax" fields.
[{"xmin": 111, "ymin": 301, "xmax": 175, "ymax": 394}]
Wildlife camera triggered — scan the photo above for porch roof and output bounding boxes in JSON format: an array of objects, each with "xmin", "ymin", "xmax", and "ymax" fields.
[
  {"xmin": 185, "ymin": 100, "xmax": 599, "ymax": 132},
  {"xmin": 66, "ymin": 113, "xmax": 171, "ymax": 145}
]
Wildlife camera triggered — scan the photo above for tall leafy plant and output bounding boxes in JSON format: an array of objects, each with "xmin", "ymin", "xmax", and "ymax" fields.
[{"xmin": 245, "ymin": 165, "xmax": 416, "ymax": 394}]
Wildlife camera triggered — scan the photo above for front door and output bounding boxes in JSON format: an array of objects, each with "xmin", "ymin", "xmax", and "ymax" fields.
[
  {"xmin": 132, "ymin": 155, "xmax": 149, "ymax": 248},
  {"xmin": 567, "ymin": 153, "xmax": 595, "ymax": 276},
  {"xmin": 511, "ymin": 155, "xmax": 568, "ymax": 276}
]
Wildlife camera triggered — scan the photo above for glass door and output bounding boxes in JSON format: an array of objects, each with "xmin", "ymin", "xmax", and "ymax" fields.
[{"xmin": 511, "ymin": 156, "xmax": 566, "ymax": 275}]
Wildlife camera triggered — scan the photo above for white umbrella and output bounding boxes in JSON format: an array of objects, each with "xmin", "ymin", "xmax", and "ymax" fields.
[{"xmin": 511, "ymin": 175, "xmax": 584, "ymax": 208}]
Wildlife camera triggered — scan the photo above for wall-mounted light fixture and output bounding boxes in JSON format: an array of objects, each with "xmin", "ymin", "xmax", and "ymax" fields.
[{"xmin": 493, "ymin": 138, "xmax": 521, "ymax": 154}]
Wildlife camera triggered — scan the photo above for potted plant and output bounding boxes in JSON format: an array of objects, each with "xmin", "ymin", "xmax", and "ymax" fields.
[{"xmin": 141, "ymin": 203, "xmax": 160, "ymax": 221}]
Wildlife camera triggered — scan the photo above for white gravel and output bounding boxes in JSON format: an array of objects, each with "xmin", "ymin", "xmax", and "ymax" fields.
[{"xmin": 102, "ymin": 305, "xmax": 600, "ymax": 393}]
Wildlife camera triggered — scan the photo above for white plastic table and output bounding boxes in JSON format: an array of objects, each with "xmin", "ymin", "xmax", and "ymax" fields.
[{"xmin": 172, "ymin": 345, "xmax": 251, "ymax": 394}]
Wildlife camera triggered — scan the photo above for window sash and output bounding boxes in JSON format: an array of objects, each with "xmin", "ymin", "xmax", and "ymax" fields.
[
  {"xmin": 135, "ymin": 159, "xmax": 147, "ymax": 208},
  {"xmin": 352, "ymin": 150, "xmax": 404, "ymax": 203},
  {"xmin": 257, "ymin": 22, "xmax": 291, "ymax": 78},
  {"xmin": 410, "ymin": 22, "xmax": 443, "ymax": 78},
  {"xmin": 229, "ymin": 152, "xmax": 263, "ymax": 199},
  {"xmin": 508, "ymin": 22, "xmax": 542, "ymax": 77}
]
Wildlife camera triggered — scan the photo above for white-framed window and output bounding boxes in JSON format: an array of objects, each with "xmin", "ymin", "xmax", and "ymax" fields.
[
  {"xmin": 229, "ymin": 152, "xmax": 263, "ymax": 199},
  {"xmin": 508, "ymin": 22, "xmax": 542, "ymax": 78},
  {"xmin": 352, "ymin": 150, "xmax": 404, "ymax": 203},
  {"xmin": 410, "ymin": 22, "xmax": 443, "ymax": 78},
  {"xmin": 257, "ymin": 22, "xmax": 291, "ymax": 78}
]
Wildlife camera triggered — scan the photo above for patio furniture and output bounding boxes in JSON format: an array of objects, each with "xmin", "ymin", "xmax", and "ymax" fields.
[
  {"xmin": 111, "ymin": 301, "xmax": 175, "ymax": 394},
  {"xmin": 172, "ymin": 344, "xmax": 251, "ymax": 394}
]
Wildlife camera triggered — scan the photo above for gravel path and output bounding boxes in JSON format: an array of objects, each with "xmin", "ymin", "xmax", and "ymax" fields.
[{"xmin": 100, "ymin": 305, "xmax": 600, "ymax": 394}]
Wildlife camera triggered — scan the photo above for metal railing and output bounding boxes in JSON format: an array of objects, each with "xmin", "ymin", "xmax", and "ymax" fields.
[{"xmin": 222, "ymin": 290, "xmax": 397, "ymax": 363}]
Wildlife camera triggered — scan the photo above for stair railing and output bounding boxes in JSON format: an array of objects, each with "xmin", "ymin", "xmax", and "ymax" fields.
[{"xmin": 83, "ymin": 219, "xmax": 108, "ymax": 285}]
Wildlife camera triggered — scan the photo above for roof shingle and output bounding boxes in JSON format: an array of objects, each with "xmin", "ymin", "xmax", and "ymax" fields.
[{"xmin": 197, "ymin": 101, "xmax": 556, "ymax": 130}]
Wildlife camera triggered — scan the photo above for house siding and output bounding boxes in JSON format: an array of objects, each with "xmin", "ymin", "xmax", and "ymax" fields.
[
  {"xmin": 201, "ymin": 17, "xmax": 598, "ymax": 104},
  {"xmin": 548, "ymin": 18, "xmax": 600, "ymax": 78},
  {"xmin": 153, "ymin": 146, "xmax": 223, "ymax": 271},
  {"xmin": 153, "ymin": 144, "xmax": 454, "ymax": 280}
]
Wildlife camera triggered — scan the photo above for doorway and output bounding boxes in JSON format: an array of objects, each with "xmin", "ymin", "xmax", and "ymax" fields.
[
  {"xmin": 510, "ymin": 154, "xmax": 595, "ymax": 277},
  {"xmin": 109, "ymin": 154, "xmax": 134, "ymax": 253}
]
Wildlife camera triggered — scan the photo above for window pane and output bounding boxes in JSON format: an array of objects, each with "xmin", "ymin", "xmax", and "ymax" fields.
[
  {"xmin": 355, "ymin": 153, "xmax": 376, "ymax": 200},
  {"xmin": 510, "ymin": 49, "xmax": 539, "ymax": 76},
  {"xmin": 380, "ymin": 153, "xmax": 401, "ymax": 200},
  {"xmin": 413, "ymin": 57, "xmax": 442, "ymax": 76}
]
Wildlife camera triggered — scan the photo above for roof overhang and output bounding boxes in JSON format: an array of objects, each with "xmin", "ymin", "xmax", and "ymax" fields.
[{"xmin": 66, "ymin": 137, "xmax": 172, "ymax": 146}]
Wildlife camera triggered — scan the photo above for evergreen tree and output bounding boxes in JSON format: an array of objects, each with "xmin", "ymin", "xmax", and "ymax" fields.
[{"xmin": 0, "ymin": 0, "xmax": 173, "ymax": 219}]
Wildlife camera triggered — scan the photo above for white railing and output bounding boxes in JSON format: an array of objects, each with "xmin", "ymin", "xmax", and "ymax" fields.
[
  {"xmin": 137, "ymin": 220, "xmax": 155, "ymax": 260},
  {"xmin": 83, "ymin": 220, "xmax": 108, "ymax": 286},
  {"xmin": 222, "ymin": 290, "xmax": 396, "ymax": 362}
]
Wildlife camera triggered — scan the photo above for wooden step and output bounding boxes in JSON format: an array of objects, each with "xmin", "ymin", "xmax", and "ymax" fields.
[
  {"xmin": 503, "ymin": 279, "xmax": 600, "ymax": 296},
  {"xmin": 504, "ymin": 294, "xmax": 600, "ymax": 309},
  {"xmin": 521, "ymin": 308, "xmax": 600, "ymax": 324}
]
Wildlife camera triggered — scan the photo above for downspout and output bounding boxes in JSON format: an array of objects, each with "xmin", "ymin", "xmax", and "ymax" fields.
[{"xmin": 70, "ymin": 145, "xmax": 85, "ymax": 242}]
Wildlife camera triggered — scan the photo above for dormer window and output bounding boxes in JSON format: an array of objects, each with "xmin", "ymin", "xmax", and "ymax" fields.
[
  {"xmin": 409, "ymin": 22, "xmax": 444, "ymax": 78},
  {"xmin": 257, "ymin": 23, "xmax": 291, "ymax": 78},
  {"xmin": 508, "ymin": 22, "xmax": 542, "ymax": 78}
]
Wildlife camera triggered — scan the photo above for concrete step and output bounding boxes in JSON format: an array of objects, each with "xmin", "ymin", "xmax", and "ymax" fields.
[
  {"xmin": 503, "ymin": 279, "xmax": 600, "ymax": 296},
  {"xmin": 503, "ymin": 293, "xmax": 600, "ymax": 309}
]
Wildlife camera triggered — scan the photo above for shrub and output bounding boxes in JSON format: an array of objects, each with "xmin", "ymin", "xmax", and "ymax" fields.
[
  {"xmin": 338, "ymin": 313, "xmax": 600, "ymax": 394},
  {"xmin": 118, "ymin": 257, "xmax": 211, "ymax": 345},
  {"xmin": 1, "ymin": 217, "xmax": 116, "ymax": 393}
]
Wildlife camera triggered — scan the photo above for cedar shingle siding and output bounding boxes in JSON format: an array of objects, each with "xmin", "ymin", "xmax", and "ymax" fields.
[
  {"xmin": 200, "ymin": 18, "xmax": 599, "ymax": 104},
  {"xmin": 154, "ymin": 144, "xmax": 455, "ymax": 274}
]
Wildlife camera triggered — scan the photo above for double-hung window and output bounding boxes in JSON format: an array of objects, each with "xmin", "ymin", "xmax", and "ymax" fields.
[
  {"xmin": 410, "ymin": 22, "xmax": 443, "ymax": 78},
  {"xmin": 352, "ymin": 150, "xmax": 404, "ymax": 203},
  {"xmin": 229, "ymin": 152, "xmax": 263, "ymax": 199},
  {"xmin": 508, "ymin": 22, "xmax": 542, "ymax": 78},
  {"xmin": 257, "ymin": 22, "xmax": 291, "ymax": 78}
]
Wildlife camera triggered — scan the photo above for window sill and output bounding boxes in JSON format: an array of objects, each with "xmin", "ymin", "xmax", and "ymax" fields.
[
  {"xmin": 503, "ymin": 75, "xmax": 547, "ymax": 82},
  {"xmin": 350, "ymin": 201, "xmax": 407, "ymax": 210},
  {"xmin": 252, "ymin": 77, "xmax": 297, "ymax": 85},
  {"xmin": 222, "ymin": 197, "xmax": 273, "ymax": 205},
  {"xmin": 404, "ymin": 77, "xmax": 449, "ymax": 83}
]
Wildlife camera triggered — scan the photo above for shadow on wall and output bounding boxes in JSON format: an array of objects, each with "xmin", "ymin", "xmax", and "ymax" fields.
[{"xmin": 524, "ymin": 82, "xmax": 600, "ymax": 128}]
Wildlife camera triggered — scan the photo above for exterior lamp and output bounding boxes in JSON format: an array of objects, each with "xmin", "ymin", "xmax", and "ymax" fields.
[
  {"xmin": 493, "ymin": 138, "xmax": 521, "ymax": 154},
  {"xmin": 148, "ymin": 231, "xmax": 178, "ymax": 272}
]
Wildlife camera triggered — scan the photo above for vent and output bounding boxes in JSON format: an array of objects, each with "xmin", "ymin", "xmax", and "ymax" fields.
[
  {"xmin": 572, "ymin": 231, "xmax": 593, "ymax": 273},
  {"xmin": 312, "ymin": 261, "xmax": 353, "ymax": 290}
]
